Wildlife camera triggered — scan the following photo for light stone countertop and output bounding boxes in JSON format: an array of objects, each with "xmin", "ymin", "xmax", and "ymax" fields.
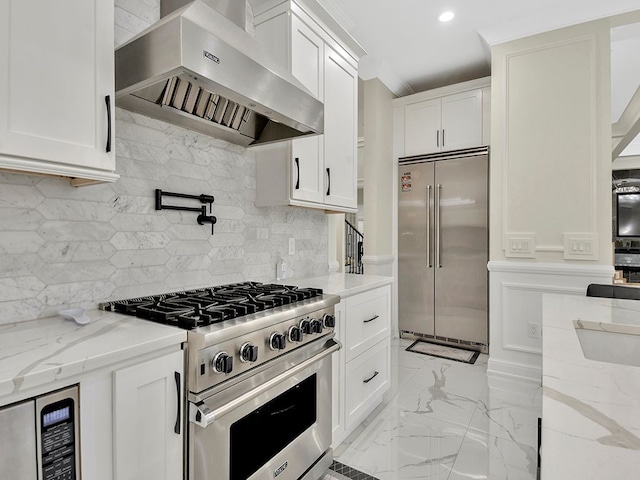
[
  {"xmin": 0, "ymin": 274, "xmax": 390, "ymax": 407},
  {"xmin": 283, "ymin": 273, "xmax": 393, "ymax": 298},
  {"xmin": 0, "ymin": 309, "xmax": 186, "ymax": 405},
  {"xmin": 541, "ymin": 294, "xmax": 640, "ymax": 478}
]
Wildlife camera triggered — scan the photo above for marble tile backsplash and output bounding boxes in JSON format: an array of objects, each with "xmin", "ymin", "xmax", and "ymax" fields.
[{"xmin": 0, "ymin": 108, "xmax": 328, "ymax": 324}]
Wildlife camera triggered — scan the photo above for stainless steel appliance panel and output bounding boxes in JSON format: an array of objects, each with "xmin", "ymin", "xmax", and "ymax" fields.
[
  {"xmin": 434, "ymin": 154, "xmax": 488, "ymax": 344},
  {"xmin": 398, "ymin": 147, "xmax": 488, "ymax": 347},
  {"xmin": 0, "ymin": 400, "xmax": 37, "ymax": 480},
  {"xmin": 36, "ymin": 385, "xmax": 81, "ymax": 480},
  {"xmin": 189, "ymin": 342, "xmax": 334, "ymax": 480},
  {"xmin": 398, "ymin": 162, "xmax": 435, "ymax": 336}
]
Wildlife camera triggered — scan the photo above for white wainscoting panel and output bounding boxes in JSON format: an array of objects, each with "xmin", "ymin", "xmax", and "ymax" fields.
[{"xmin": 488, "ymin": 261, "xmax": 614, "ymax": 382}]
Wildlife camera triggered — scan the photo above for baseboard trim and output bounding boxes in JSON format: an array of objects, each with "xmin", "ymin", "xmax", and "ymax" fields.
[{"xmin": 487, "ymin": 357, "xmax": 542, "ymax": 383}]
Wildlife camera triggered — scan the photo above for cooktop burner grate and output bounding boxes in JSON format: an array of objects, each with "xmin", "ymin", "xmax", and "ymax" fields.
[{"xmin": 100, "ymin": 282, "xmax": 323, "ymax": 329}]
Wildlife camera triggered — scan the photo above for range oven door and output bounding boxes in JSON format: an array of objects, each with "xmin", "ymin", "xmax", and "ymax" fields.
[{"xmin": 189, "ymin": 338, "xmax": 339, "ymax": 480}]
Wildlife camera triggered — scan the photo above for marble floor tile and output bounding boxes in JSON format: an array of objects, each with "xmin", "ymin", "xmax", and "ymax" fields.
[
  {"xmin": 468, "ymin": 379, "xmax": 541, "ymax": 448},
  {"xmin": 337, "ymin": 405, "xmax": 468, "ymax": 480},
  {"xmin": 390, "ymin": 357, "xmax": 488, "ymax": 428},
  {"xmin": 335, "ymin": 339, "xmax": 541, "ymax": 480},
  {"xmin": 448, "ymin": 429, "xmax": 537, "ymax": 480}
]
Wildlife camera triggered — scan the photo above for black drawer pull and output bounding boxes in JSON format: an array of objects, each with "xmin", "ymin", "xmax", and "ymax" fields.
[
  {"xmin": 363, "ymin": 315, "xmax": 379, "ymax": 324},
  {"xmin": 326, "ymin": 167, "xmax": 331, "ymax": 196},
  {"xmin": 363, "ymin": 371, "xmax": 379, "ymax": 384},
  {"xmin": 105, "ymin": 95, "xmax": 112, "ymax": 153},
  {"xmin": 174, "ymin": 371, "xmax": 181, "ymax": 435},
  {"xmin": 294, "ymin": 157, "xmax": 300, "ymax": 190}
]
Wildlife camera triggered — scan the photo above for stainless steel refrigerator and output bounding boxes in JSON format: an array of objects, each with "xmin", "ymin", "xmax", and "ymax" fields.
[{"xmin": 398, "ymin": 147, "xmax": 488, "ymax": 347}]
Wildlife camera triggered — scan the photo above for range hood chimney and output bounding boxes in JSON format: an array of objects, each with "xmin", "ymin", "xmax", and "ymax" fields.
[{"xmin": 115, "ymin": 0, "xmax": 324, "ymax": 148}]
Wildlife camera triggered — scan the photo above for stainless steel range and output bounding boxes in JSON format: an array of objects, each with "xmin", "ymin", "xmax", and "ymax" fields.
[{"xmin": 101, "ymin": 282, "xmax": 340, "ymax": 480}]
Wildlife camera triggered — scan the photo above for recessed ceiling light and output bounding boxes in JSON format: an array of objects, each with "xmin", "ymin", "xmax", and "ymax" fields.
[{"xmin": 439, "ymin": 11, "xmax": 455, "ymax": 22}]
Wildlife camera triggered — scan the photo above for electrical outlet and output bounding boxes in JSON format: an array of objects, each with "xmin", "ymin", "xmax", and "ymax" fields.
[
  {"xmin": 288, "ymin": 237, "xmax": 295, "ymax": 255},
  {"xmin": 528, "ymin": 322, "xmax": 541, "ymax": 339}
]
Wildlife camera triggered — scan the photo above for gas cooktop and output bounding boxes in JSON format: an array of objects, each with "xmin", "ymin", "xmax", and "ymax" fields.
[{"xmin": 99, "ymin": 282, "xmax": 323, "ymax": 330}]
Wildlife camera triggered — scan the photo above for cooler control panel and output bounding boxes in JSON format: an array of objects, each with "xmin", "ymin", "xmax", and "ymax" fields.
[{"xmin": 36, "ymin": 386, "xmax": 80, "ymax": 480}]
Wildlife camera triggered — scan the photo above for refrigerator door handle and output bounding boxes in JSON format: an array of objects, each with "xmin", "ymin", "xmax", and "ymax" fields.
[
  {"xmin": 426, "ymin": 185, "xmax": 432, "ymax": 267},
  {"xmin": 436, "ymin": 184, "xmax": 442, "ymax": 268}
]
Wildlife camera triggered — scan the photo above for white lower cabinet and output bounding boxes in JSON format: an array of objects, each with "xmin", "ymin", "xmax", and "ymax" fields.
[
  {"xmin": 332, "ymin": 284, "xmax": 391, "ymax": 446},
  {"xmin": 345, "ymin": 338, "xmax": 390, "ymax": 432},
  {"xmin": 113, "ymin": 350, "xmax": 184, "ymax": 480}
]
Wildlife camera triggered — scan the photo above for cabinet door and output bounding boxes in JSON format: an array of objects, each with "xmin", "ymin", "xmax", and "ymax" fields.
[
  {"xmin": 344, "ymin": 286, "xmax": 391, "ymax": 362},
  {"xmin": 440, "ymin": 89, "xmax": 483, "ymax": 151},
  {"xmin": 290, "ymin": 14, "xmax": 324, "ymax": 204},
  {"xmin": 345, "ymin": 338, "xmax": 390, "ymax": 432},
  {"xmin": 324, "ymin": 46, "xmax": 357, "ymax": 210},
  {"xmin": 113, "ymin": 351, "xmax": 183, "ymax": 480},
  {"xmin": 404, "ymin": 99, "xmax": 441, "ymax": 156},
  {"xmin": 0, "ymin": 0, "xmax": 115, "ymax": 175}
]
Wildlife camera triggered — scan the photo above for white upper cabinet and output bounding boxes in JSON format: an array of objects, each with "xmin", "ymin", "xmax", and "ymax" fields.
[
  {"xmin": 0, "ymin": 0, "xmax": 117, "ymax": 185},
  {"xmin": 404, "ymin": 99, "xmax": 441, "ymax": 156},
  {"xmin": 440, "ymin": 89, "xmax": 483, "ymax": 151},
  {"xmin": 396, "ymin": 78, "xmax": 490, "ymax": 157},
  {"xmin": 290, "ymin": 14, "xmax": 325, "ymax": 205},
  {"xmin": 254, "ymin": 1, "xmax": 363, "ymax": 213},
  {"xmin": 323, "ymin": 45, "xmax": 358, "ymax": 209}
]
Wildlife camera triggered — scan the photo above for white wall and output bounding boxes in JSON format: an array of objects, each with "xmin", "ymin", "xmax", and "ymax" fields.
[
  {"xmin": 488, "ymin": 18, "xmax": 615, "ymax": 381},
  {"xmin": 0, "ymin": 0, "xmax": 328, "ymax": 324},
  {"xmin": 362, "ymin": 78, "xmax": 395, "ymax": 276}
]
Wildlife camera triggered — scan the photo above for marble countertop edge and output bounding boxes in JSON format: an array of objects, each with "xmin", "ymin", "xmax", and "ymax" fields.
[
  {"xmin": 285, "ymin": 273, "xmax": 393, "ymax": 298},
  {"xmin": 0, "ymin": 310, "xmax": 186, "ymax": 403}
]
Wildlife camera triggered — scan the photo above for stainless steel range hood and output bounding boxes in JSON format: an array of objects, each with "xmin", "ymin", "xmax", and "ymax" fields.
[{"xmin": 115, "ymin": 0, "xmax": 323, "ymax": 147}]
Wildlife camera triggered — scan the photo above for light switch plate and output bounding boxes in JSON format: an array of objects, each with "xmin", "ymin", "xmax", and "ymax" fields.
[
  {"xmin": 505, "ymin": 233, "xmax": 536, "ymax": 258},
  {"xmin": 564, "ymin": 233, "xmax": 598, "ymax": 260}
]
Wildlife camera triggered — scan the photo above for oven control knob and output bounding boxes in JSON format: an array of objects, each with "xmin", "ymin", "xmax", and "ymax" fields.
[
  {"xmin": 299, "ymin": 319, "xmax": 312, "ymax": 335},
  {"xmin": 269, "ymin": 332, "xmax": 287, "ymax": 350},
  {"xmin": 212, "ymin": 351, "xmax": 233, "ymax": 374},
  {"xmin": 323, "ymin": 314, "xmax": 336, "ymax": 328},
  {"xmin": 288, "ymin": 325, "xmax": 303, "ymax": 343},
  {"xmin": 311, "ymin": 319, "xmax": 323, "ymax": 334},
  {"xmin": 239, "ymin": 342, "xmax": 258, "ymax": 363}
]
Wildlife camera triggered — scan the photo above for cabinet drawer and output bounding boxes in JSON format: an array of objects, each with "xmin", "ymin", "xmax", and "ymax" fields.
[
  {"xmin": 345, "ymin": 338, "xmax": 389, "ymax": 431},
  {"xmin": 344, "ymin": 285, "xmax": 390, "ymax": 362}
]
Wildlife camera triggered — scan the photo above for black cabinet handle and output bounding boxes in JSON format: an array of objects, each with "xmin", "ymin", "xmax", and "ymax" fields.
[
  {"xmin": 326, "ymin": 167, "xmax": 331, "ymax": 196},
  {"xmin": 537, "ymin": 417, "xmax": 542, "ymax": 479},
  {"xmin": 363, "ymin": 315, "xmax": 379, "ymax": 324},
  {"xmin": 295, "ymin": 157, "xmax": 300, "ymax": 190},
  {"xmin": 174, "ymin": 371, "xmax": 181, "ymax": 435},
  {"xmin": 363, "ymin": 371, "xmax": 379, "ymax": 384},
  {"xmin": 442, "ymin": 129, "xmax": 445, "ymax": 147},
  {"xmin": 105, "ymin": 95, "xmax": 112, "ymax": 153},
  {"xmin": 436, "ymin": 130, "xmax": 439, "ymax": 147}
]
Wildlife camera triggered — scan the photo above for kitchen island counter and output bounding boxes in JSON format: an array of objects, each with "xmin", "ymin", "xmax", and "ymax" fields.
[
  {"xmin": 542, "ymin": 294, "xmax": 640, "ymax": 478},
  {"xmin": 0, "ymin": 310, "xmax": 186, "ymax": 405}
]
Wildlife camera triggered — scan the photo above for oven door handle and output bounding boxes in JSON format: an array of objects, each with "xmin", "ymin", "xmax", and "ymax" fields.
[{"xmin": 189, "ymin": 339, "xmax": 341, "ymax": 428}]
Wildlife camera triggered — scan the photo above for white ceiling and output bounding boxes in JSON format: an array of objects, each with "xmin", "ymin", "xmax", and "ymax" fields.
[{"xmin": 312, "ymin": 0, "xmax": 640, "ymax": 97}]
